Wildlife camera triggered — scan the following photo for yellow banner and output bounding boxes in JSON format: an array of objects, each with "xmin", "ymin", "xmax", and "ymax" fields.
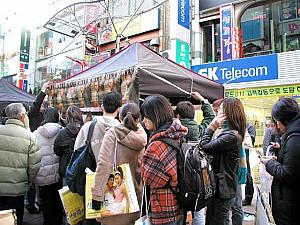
[{"xmin": 225, "ymin": 84, "xmax": 300, "ymax": 98}]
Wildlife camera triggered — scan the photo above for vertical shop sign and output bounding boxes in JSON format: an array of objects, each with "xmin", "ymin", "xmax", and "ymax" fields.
[
  {"xmin": 174, "ymin": 0, "xmax": 190, "ymax": 68},
  {"xmin": 178, "ymin": 0, "xmax": 190, "ymax": 30},
  {"xmin": 19, "ymin": 27, "xmax": 31, "ymax": 63},
  {"xmin": 220, "ymin": 4, "xmax": 233, "ymax": 61},
  {"xmin": 176, "ymin": 39, "xmax": 190, "ymax": 68}
]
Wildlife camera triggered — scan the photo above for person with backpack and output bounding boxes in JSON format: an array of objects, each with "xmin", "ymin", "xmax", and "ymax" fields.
[
  {"xmin": 260, "ymin": 97, "xmax": 300, "ymax": 225},
  {"xmin": 175, "ymin": 91, "xmax": 215, "ymax": 141},
  {"xmin": 141, "ymin": 95, "xmax": 188, "ymax": 225},
  {"xmin": 74, "ymin": 91, "xmax": 122, "ymax": 163},
  {"xmin": 200, "ymin": 97, "xmax": 246, "ymax": 225},
  {"xmin": 73, "ymin": 91, "xmax": 122, "ymax": 225},
  {"xmin": 33, "ymin": 107, "xmax": 63, "ymax": 225},
  {"xmin": 175, "ymin": 91, "xmax": 215, "ymax": 225},
  {"xmin": 91, "ymin": 102, "xmax": 147, "ymax": 225},
  {"xmin": 54, "ymin": 105, "xmax": 84, "ymax": 184}
]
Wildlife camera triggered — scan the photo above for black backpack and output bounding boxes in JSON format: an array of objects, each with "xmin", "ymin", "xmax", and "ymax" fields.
[
  {"xmin": 65, "ymin": 121, "xmax": 97, "ymax": 195},
  {"xmin": 159, "ymin": 138, "xmax": 216, "ymax": 211}
]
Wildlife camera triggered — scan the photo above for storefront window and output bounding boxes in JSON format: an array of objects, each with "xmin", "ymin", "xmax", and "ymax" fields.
[
  {"xmin": 241, "ymin": 0, "xmax": 300, "ymax": 57},
  {"xmin": 201, "ymin": 20, "xmax": 221, "ymax": 63}
]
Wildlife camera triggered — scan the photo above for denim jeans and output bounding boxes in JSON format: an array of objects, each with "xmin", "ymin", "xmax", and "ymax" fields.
[
  {"xmin": 206, "ymin": 197, "xmax": 235, "ymax": 225},
  {"xmin": 193, "ymin": 208, "xmax": 205, "ymax": 225},
  {"xmin": 231, "ymin": 184, "xmax": 244, "ymax": 225}
]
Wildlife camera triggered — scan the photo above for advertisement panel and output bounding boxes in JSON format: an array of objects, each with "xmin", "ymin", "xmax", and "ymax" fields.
[
  {"xmin": 220, "ymin": 4, "xmax": 233, "ymax": 61},
  {"xmin": 191, "ymin": 54, "xmax": 278, "ymax": 84},
  {"xmin": 176, "ymin": 39, "xmax": 190, "ymax": 68},
  {"xmin": 98, "ymin": 9, "xmax": 160, "ymax": 45}
]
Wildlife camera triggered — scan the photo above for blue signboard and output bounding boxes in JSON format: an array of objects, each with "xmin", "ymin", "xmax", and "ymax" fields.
[
  {"xmin": 22, "ymin": 79, "xmax": 28, "ymax": 92},
  {"xmin": 178, "ymin": 0, "xmax": 190, "ymax": 30},
  {"xmin": 191, "ymin": 54, "xmax": 278, "ymax": 84},
  {"xmin": 220, "ymin": 4, "xmax": 233, "ymax": 61}
]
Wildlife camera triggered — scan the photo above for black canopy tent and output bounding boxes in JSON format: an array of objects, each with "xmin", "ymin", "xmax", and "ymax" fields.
[
  {"xmin": 0, "ymin": 78, "xmax": 35, "ymax": 110},
  {"xmin": 51, "ymin": 43, "xmax": 224, "ymax": 110}
]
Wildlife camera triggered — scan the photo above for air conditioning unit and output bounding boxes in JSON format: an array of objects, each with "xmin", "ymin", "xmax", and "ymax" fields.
[{"xmin": 160, "ymin": 49, "xmax": 170, "ymax": 59}]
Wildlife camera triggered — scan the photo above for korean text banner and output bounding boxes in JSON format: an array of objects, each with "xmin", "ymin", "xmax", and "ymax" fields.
[{"xmin": 220, "ymin": 4, "xmax": 233, "ymax": 61}]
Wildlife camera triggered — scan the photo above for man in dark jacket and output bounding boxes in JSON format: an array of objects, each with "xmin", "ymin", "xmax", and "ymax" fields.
[
  {"xmin": 242, "ymin": 122, "xmax": 256, "ymax": 206},
  {"xmin": 175, "ymin": 91, "xmax": 215, "ymax": 141},
  {"xmin": 28, "ymin": 81, "xmax": 50, "ymax": 132}
]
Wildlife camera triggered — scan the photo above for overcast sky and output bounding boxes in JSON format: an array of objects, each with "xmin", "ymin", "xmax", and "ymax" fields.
[{"xmin": 0, "ymin": 0, "xmax": 78, "ymax": 29}]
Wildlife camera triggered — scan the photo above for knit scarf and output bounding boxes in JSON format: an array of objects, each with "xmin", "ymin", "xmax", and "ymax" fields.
[{"xmin": 223, "ymin": 121, "xmax": 247, "ymax": 184}]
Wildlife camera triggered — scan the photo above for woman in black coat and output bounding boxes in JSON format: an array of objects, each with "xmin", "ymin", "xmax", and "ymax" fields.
[
  {"xmin": 261, "ymin": 97, "xmax": 300, "ymax": 225},
  {"xmin": 200, "ymin": 97, "xmax": 246, "ymax": 225},
  {"xmin": 54, "ymin": 105, "xmax": 84, "ymax": 180}
]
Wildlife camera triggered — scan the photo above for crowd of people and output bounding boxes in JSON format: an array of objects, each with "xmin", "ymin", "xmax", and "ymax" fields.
[{"xmin": 0, "ymin": 80, "xmax": 299, "ymax": 225}]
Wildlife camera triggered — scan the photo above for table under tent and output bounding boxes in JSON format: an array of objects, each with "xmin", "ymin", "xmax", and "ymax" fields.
[{"xmin": 48, "ymin": 43, "xmax": 224, "ymax": 112}]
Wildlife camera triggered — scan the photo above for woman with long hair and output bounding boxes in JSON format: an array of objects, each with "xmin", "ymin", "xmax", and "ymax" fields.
[
  {"xmin": 54, "ymin": 105, "xmax": 84, "ymax": 183},
  {"xmin": 141, "ymin": 95, "xmax": 188, "ymax": 225},
  {"xmin": 261, "ymin": 97, "xmax": 300, "ymax": 225},
  {"xmin": 91, "ymin": 102, "xmax": 147, "ymax": 225},
  {"xmin": 199, "ymin": 97, "xmax": 246, "ymax": 225},
  {"xmin": 33, "ymin": 107, "xmax": 63, "ymax": 225}
]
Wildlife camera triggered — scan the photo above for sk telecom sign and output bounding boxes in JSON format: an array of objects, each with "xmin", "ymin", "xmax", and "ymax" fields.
[
  {"xmin": 191, "ymin": 54, "xmax": 278, "ymax": 84},
  {"xmin": 220, "ymin": 4, "xmax": 233, "ymax": 61}
]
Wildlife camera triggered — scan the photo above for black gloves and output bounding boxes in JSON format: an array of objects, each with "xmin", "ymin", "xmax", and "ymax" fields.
[{"xmin": 91, "ymin": 199, "xmax": 103, "ymax": 210}]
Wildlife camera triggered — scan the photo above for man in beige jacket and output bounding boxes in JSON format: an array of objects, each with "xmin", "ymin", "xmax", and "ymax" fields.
[{"xmin": 0, "ymin": 103, "xmax": 41, "ymax": 225}]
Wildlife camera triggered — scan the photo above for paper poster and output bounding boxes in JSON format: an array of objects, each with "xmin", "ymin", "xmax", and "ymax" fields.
[{"xmin": 85, "ymin": 163, "xmax": 140, "ymax": 219}]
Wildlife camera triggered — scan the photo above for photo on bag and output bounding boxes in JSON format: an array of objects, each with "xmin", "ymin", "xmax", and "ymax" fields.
[{"xmin": 85, "ymin": 163, "xmax": 140, "ymax": 219}]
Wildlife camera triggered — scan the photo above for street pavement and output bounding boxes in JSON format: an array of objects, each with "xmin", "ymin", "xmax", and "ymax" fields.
[{"xmin": 23, "ymin": 203, "xmax": 256, "ymax": 225}]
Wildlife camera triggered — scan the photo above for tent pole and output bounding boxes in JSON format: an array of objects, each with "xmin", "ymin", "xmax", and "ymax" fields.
[{"xmin": 140, "ymin": 68, "xmax": 191, "ymax": 96}]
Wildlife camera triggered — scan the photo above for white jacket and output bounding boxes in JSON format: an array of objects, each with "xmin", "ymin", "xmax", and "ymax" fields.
[{"xmin": 34, "ymin": 123, "xmax": 62, "ymax": 186}]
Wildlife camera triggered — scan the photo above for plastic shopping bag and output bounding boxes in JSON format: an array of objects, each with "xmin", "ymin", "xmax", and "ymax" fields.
[{"xmin": 58, "ymin": 186, "xmax": 84, "ymax": 225}]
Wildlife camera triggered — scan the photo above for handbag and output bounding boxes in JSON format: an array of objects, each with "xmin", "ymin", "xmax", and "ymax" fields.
[{"xmin": 135, "ymin": 185, "xmax": 152, "ymax": 225}]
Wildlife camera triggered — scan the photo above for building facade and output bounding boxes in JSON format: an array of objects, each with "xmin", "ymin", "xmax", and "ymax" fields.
[{"xmin": 191, "ymin": 0, "xmax": 300, "ymax": 147}]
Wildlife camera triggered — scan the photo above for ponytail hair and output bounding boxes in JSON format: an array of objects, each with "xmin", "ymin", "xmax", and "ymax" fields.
[{"xmin": 119, "ymin": 103, "xmax": 140, "ymax": 131}]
